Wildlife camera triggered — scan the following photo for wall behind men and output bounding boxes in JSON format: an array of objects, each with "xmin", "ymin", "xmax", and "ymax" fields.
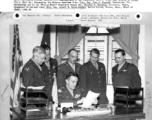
[
  {"xmin": 0, "ymin": 14, "xmax": 11, "ymax": 120},
  {"xmin": 145, "ymin": 25, "xmax": 152, "ymax": 120},
  {"xmin": 19, "ymin": 24, "xmax": 56, "ymax": 65},
  {"xmin": 19, "ymin": 24, "xmax": 44, "ymax": 64}
]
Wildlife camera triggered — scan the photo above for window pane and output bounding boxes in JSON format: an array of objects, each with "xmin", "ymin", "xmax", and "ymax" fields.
[
  {"xmin": 87, "ymin": 27, "xmax": 97, "ymax": 33},
  {"xmin": 85, "ymin": 36, "xmax": 108, "ymax": 68},
  {"xmin": 98, "ymin": 28, "xmax": 109, "ymax": 33}
]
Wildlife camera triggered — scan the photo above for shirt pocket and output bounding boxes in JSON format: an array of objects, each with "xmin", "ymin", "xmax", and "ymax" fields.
[
  {"xmin": 99, "ymin": 66, "xmax": 105, "ymax": 72},
  {"xmin": 87, "ymin": 68, "xmax": 97, "ymax": 74}
]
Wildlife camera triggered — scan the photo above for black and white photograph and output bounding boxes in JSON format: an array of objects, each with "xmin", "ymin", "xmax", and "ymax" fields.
[{"xmin": 0, "ymin": 12, "xmax": 152, "ymax": 120}]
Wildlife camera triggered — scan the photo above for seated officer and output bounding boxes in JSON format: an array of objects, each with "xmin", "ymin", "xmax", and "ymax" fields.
[{"xmin": 58, "ymin": 72, "xmax": 85, "ymax": 106}]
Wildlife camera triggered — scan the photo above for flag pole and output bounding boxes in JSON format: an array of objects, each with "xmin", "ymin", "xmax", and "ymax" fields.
[{"xmin": 52, "ymin": 73, "xmax": 58, "ymax": 107}]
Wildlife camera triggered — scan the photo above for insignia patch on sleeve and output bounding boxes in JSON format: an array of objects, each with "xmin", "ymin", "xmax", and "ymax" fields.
[
  {"xmin": 74, "ymin": 94, "xmax": 80, "ymax": 98},
  {"xmin": 123, "ymin": 69, "xmax": 127, "ymax": 72},
  {"xmin": 81, "ymin": 88, "xmax": 84, "ymax": 91},
  {"xmin": 24, "ymin": 66, "xmax": 30, "ymax": 72},
  {"xmin": 52, "ymin": 66, "xmax": 55, "ymax": 69},
  {"xmin": 58, "ymin": 89, "xmax": 62, "ymax": 93}
]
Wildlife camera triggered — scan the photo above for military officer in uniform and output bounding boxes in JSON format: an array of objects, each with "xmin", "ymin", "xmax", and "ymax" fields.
[
  {"xmin": 58, "ymin": 72, "xmax": 85, "ymax": 106},
  {"xmin": 41, "ymin": 44, "xmax": 58, "ymax": 101},
  {"xmin": 112, "ymin": 49, "xmax": 141, "ymax": 88},
  {"xmin": 79, "ymin": 48, "xmax": 109, "ymax": 104},
  {"xmin": 21, "ymin": 46, "xmax": 48, "ymax": 100},
  {"xmin": 57, "ymin": 49, "xmax": 81, "ymax": 88},
  {"xmin": 22, "ymin": 46, "xmax": 46, "ymax": 87}
]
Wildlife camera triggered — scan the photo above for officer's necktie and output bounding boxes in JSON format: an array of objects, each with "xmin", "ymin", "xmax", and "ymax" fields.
[
  {"xmin": 72, "ymin": 64, "xmax": 75, "ymax": 72},
  {"xmin": 93, "ymin": 63, "xmax": 98, "ymax": 70},
  {"xmin": 45, "ymin": 62, "xmax": 50, "ymax": 70}
]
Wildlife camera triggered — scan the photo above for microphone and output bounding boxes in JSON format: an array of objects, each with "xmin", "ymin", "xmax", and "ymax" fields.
[{"xmin": 62, "ymin": 107, "xmax": 73, "ymax": 114}]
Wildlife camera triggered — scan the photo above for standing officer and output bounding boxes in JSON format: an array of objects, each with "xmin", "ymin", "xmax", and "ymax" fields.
[
  {"xmin": 57, "ymin": 49, "xmax": 81, "ymax": 88},
  {"xmin": 112, "ymin": 49, "xmax": 141, "ymax": 88},
  {"xmin": 79, "ymin": 48, "xmax": 109, "ymax": 104},
  {"xmin": 22, "ymin": 46, "xmax": 46, "ymax": 87},
  {"xmin": 41, "ymin": 44, "xmax": 58, "ymax": 100}
]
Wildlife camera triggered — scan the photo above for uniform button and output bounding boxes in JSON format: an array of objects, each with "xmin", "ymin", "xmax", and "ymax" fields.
[
  {"xmin": 98, "ymin": 72, "xmax": 99, "ymax": 74},
  {"xmin": 99, "ymin": 81, "xmax": 101, "ymax": 82},
  {"xmin": 98, "ymin": 76, "xmax": 100, "ymax": 78},
  {"xmin": 49, "ymin": 76, "xmax": 51, "ymax": 77}
]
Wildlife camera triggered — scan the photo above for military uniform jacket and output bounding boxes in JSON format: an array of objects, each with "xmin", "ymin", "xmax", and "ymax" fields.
[
  {"xmin": 41, "ymin": 58, "xmax": 58, "ymax": 91},
  {"xmin": 57, "ymin": 61, "xmax": 81, "ymax": 88},
  {"xmin": 112, "ymin": 62, "xmax": 141, "ymax": 88},
  {"xmin": 58, "ymin": 86, "xmax": 84, "ymax": 106},
  {"xmin": 22, "ymin": 59, "xmax": 45, "ymax": 87},
  {"xmin": 79, "ymin": 61, "xmax": 108, "ymax": 104}
]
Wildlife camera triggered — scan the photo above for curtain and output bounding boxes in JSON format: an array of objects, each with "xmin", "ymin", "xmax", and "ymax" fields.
[
  {"xmin": 56, "ymin": 25, "xmax": 89, "ymax": 64},
  {"xmin": 107, "ymin": 24, "xmax": 140, "ymax": 66}
]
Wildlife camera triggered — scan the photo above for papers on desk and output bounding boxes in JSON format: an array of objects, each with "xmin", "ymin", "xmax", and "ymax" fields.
[
  {"xmin": 27, "ymin": 86, "xmax": 45, "ymax": 90},
  {"xmin": 21, "ymin": 85, "xmax": 45, "ymax": 90},
  {"xmin": 81, "ymin": 90, "xmax": 100, "ymax": 108},
  {"xmin": 115, "ymin": 86, "xmax": 129, "ymax": 88},
  {"xmin": 26, "ymin": 108, "xmax": 40, "ymax": 112}
]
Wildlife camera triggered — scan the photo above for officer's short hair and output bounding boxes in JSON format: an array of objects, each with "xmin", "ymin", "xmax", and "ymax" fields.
[
  {"xmin": 33, "ymin": 46, "xmax": 46, "ymax": 55},
  {"xmin": 68, "ymin": 48, "xmax": 78, "ymax": 55},
  {"xmin": 90, "ymin": 48, "xmax": 100, "ymax": 56},
  {"xmin": 115, "ymin": 49, "xmax": 126, "ymax": 56},
  {"xmin": 41, "ymin": 44, "xmax": 51, "ymax": 50},
  {"xmin": 66, "ymin": 72, "xmax": 79, "ymax": 80}
]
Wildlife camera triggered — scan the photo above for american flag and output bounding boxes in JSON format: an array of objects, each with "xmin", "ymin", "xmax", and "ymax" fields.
[
  {"xmin": 41, "ymin": 25, "xmax": 50, "ymax": 45},
  {"xmin": 10, "ymin": 25, "xmax": 23, "ymax": 108}
]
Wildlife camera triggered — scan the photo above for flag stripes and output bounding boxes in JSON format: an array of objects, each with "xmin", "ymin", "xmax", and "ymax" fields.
[{"xmin": 10, "ymin": 25, "xmax": 23, "ymax": 108}]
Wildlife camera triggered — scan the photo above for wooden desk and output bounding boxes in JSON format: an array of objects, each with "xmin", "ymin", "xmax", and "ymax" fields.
[{"xmin": 11, "ymin": 107, "xmax": 145, "ymax": 120}]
